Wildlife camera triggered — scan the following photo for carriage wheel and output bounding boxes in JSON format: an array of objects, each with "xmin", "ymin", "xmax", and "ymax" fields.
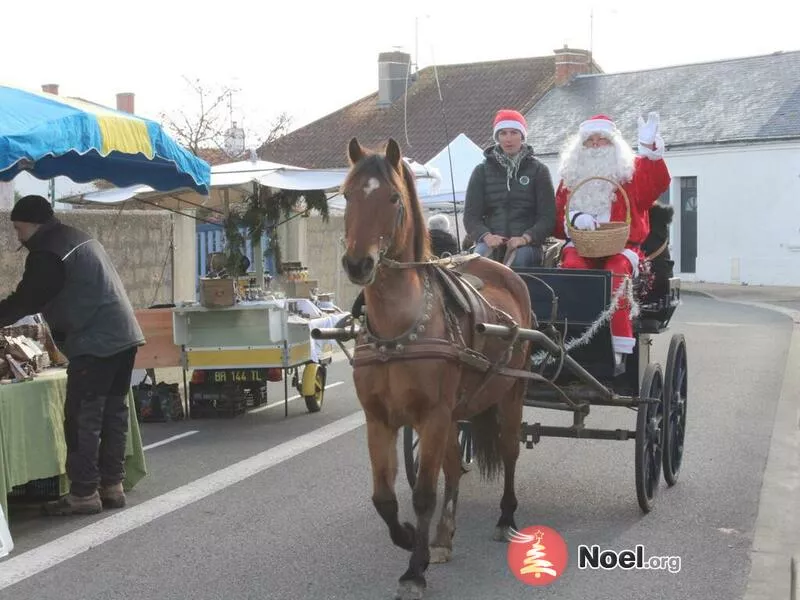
[
  {"xmin": 403, "ymin": 422, "xmax": 474, "ymax": 488},
  {"xmin": 635, "ymin": 362, "xmax": 665, "ymax": 513},
  {"xmin": 663, "ymin": 334, "xmax": 688, "ymax": 486}
]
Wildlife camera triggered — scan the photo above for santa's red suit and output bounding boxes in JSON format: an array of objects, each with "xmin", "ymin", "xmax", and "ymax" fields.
[{"xmin": 552, "ymin": 114, "xmax": 671, "ymax": 359}]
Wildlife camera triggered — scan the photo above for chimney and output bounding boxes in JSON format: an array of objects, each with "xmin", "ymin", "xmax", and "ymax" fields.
[
  {"xmin": 377, "ymin": 51, "xmax": 412, "ymax": 106},
  {"xmin": 553, "ymin": 46, "xmax": 592, "ymax": 86},
  {"xmin": 41, "ymin": 84, "xmax": 59, "ymax": 95},
  {"xmin": 116, "ymin": 92, "xmax": 135, "ymax": 114}
]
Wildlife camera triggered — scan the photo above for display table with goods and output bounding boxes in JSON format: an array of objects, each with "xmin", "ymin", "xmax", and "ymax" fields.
[
  {"xmin": 0, "ymin": 368, "xmax": 147, "ymax": 518},
  {"xmin": 173, "ymin": 274, "xmax": 349, "ymax": 418}
]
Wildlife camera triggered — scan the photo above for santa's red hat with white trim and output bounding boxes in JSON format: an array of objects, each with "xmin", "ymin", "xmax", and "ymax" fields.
[
  {"xmin": 578, "ymin": 114, "xmax": 619, "ymax": 140},
  {"xmin": 493, "ymin": 109, "xmax": 527, "ymax": 141}
]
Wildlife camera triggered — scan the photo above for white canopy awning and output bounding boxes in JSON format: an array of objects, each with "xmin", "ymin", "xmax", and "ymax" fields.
[
  {"xmin": 328, "ymin": 133, "xmax": 482, "ymax": 213},
  {"xmin": 59, "ymin": 155, "xmax": 441, "ymax": 213}
]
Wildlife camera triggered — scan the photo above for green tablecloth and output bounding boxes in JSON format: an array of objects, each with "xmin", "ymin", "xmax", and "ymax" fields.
[{"xmin": 0, "ymin": 368, "xmax": 147, "ymax": 517}]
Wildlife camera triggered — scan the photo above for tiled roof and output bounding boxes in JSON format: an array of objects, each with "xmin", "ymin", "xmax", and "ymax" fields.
[
  {"xmin": 258, "ymin": 56, "xmax": 560, "ymax": 168},
  {"xmin": 524, "ymin": 50, "xmax": 800, "ymax": 156}
]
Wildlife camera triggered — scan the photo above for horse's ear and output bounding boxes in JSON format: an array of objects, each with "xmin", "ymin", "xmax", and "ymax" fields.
[
  {"xmin": 385, "ymin": 138, "xmax": 402, "ymax": 172},
  {"xmin": 348, "ymin": 138, "xmax": 365, "ymax": 165}
]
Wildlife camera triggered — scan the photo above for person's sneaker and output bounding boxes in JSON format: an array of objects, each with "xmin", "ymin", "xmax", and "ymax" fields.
[
  {"xmin": 41, "ymin": 492, "xmax": 102, "ymax": 516},
  {"xmin": 99, "ymin": 483, "xmax": 126, "ymax": 509}
]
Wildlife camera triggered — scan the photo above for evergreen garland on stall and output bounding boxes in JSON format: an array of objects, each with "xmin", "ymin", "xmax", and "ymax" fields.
[{"xmin": 222, "ymin": 186, "xmax": 330, "ymax": 275}]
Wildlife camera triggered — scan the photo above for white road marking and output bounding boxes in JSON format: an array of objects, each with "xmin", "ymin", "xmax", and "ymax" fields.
[
  {"xmin": 0, "ymin": 411, "xmax": 366, "ymax": 590},
  {"xmin": 249, "ymin": 381, "xmax": 344, "ymax": 413},
  {"xmin": 684, "ymin": 322, "xmax": 747, "ymax": 327},
  {"xmin": 142, "ymin": 431, "xmax": 199, "ymax": 451}
]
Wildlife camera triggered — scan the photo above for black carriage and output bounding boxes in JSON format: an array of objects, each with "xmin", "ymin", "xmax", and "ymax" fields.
[{"xmin": 402, "ymin": 260, "xmax": 687, "ymax": 513}]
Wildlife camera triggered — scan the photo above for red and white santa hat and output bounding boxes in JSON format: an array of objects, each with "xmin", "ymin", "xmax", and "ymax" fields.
[
  {"xmin": 578, "ymin": 114, "xmax": 619, "ymax": 140},
  {"xmin": 493, "ymin": 109, "xmax": 527, "ymax": 141}
]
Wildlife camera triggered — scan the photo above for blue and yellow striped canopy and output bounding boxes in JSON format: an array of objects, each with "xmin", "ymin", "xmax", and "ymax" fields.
[{"xmin": 0, "ymin": 85, "xmax": 210, "ymax": 194}]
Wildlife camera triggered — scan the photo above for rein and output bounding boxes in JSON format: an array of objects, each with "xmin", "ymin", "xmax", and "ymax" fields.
[{"xmin": 645, "ymin": 239, "xmax": 669, "ymax": 261}]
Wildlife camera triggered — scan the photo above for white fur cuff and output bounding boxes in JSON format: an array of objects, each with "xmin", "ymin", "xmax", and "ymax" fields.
[
  {"xmin": 613, "ymin": 336, "xmax": 636, "ymax": 354},
  {"xmin": 638, "ymin": 134, "xmax": 665, "ymax": 160},
  {"xmin": 622, "ymin": 248, "xmax": 640, "ymax": 277}
]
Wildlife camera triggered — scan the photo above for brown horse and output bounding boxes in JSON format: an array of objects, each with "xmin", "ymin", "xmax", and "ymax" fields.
[{"xmin": 340, "ymin": 137, "xmax": 534, "ymax": 600}]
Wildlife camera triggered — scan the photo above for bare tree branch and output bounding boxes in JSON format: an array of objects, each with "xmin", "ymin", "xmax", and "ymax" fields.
[{"xmin": 160, "ymin": 77, "xmax": 292, "ymax": 160}]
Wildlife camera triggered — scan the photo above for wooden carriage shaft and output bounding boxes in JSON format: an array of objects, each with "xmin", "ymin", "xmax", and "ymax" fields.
[{"xmin": 475, "ymin": 322, "xmax": 613, "ymax": 400}]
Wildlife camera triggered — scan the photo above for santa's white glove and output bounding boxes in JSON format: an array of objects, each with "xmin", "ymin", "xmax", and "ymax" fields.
[
  {"xmin": 570, "ymin": 212, "xmax": 597, "ymax": 231},
  {"xmin": 637, "ymin": 111, "xmax": 660, "ymax": 145},
  {"xmin": 622, "ymin": 248, "xmax": 640, "ymax": 278}
]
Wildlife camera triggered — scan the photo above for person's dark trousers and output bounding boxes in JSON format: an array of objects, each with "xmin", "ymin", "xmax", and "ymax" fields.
[{"xmin": 64, "ymin": 346, "xmax": 138, "ymax": 497}]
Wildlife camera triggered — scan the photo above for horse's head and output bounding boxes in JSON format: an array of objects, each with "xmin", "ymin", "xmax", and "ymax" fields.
[{"xmin": 340, "ymin": 137, "xmax": 430, "ymax": 285}]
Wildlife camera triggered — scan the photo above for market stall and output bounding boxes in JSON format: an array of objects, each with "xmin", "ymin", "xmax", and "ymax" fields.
[
  {"xmin": 173, "ymin": 286, "xmax": 348, "ymax": 417},
  {"xmin": 58, "ymin": 154, "xmax": 439, "ymax": 419},
  {"xmin": 0, "ymin": 83, "xmax": 211, "ymax": 552}
]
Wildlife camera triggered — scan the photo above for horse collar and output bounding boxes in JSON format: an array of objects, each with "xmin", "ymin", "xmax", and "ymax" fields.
[{"xmin": 359, "ymin": 270, "xmax": 434, "ymax": 353}]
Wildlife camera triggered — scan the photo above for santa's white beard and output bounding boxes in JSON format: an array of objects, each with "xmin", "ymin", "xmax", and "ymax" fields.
[{"xmin": 559, "ymin": 139, "xmax": 635, "ymax": 220}]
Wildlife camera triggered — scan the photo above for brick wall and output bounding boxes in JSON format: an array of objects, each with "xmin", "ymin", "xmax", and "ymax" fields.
[{"xmin": 0, "ymin": 209, "xmax": 173, "ymax": 309}]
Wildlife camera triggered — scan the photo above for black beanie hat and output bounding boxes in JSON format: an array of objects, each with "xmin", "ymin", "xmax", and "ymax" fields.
[{"xmin": 10, "ymin": 195, "xmax": 54, "ymax": 224}]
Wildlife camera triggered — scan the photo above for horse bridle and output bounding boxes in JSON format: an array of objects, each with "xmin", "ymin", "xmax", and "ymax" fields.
[{"xmin": 376, "ymin": 190, "xmax": 406, "ymax": 265}]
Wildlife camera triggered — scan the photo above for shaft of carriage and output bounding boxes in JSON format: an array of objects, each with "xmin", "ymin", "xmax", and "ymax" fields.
[
  {"xmin": 313, "ymin": 321, "xmax": 617, "ymax": 401},
  {"xmin": 474, "ymin": 322, "xmax": 612, "ymax": 399}
]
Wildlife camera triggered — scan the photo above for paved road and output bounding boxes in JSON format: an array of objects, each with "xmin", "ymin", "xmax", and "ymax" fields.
[{"xmin": 0, "ymin": 295, "xmax": 794, "ymax": 600}]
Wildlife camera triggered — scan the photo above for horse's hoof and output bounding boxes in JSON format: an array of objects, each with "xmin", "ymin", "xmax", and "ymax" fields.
[
  {"xmin": 429, "ymin": 546, "xmax": 452, "ymax": 564},
  {"xmin": 493, "ymin": 526, "xmax": 512, "ymax": 542},
  {"xmin": 395, "ymin": 580, "xmax": 425, "ymax": 600}
]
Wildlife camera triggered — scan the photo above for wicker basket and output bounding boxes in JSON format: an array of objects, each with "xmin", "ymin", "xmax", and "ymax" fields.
[{"xmin": 566, "ymin": 176, "xmax": 631, "ymax": 258}]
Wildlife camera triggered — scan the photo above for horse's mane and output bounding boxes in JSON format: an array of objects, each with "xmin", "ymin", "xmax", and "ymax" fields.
[
  {"xmin": 398, "ymin": 159, "xmax": 432, "ymax": 262},
  {"xmin": 344, "ymin": 149, "xmax": 431, "ymax": 262}
]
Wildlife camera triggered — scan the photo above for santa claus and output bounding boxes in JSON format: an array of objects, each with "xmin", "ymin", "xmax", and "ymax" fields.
[{"xmin": 553, "ymin": 112, "xmax": 671, "ymax": 363}]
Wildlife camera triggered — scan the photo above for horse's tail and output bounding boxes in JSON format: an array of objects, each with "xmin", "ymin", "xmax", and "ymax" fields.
[{"xmin": 470, "ymin": 405, "xmax": 504, "ymax": 481}]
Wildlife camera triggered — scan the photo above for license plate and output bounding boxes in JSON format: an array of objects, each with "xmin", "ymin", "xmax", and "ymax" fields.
[{"xmin": 207, "ymin": 369, "xmax": 266, "ymax": 384}]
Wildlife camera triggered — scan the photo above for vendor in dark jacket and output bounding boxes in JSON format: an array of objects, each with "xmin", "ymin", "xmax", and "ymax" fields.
[
  {"xmin": 463, "ymin": 109, "xmax": 556, "ymax": 267},
  {"xmin": 427, "ymin": 214, "xmax": 459, "ymax": 257},
  {"xmin": 0, "ymin": 195, "xmax": 145, "ymax": 516}
]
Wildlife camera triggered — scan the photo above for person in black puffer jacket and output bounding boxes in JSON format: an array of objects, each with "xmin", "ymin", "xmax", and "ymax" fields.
[
  {"xmin": 463, "ymin": 109, "xmax": 556, "ymax": 267},
  {"xmin": 427, "ymin": 214, "xmax": 459, "ymax": 257}
]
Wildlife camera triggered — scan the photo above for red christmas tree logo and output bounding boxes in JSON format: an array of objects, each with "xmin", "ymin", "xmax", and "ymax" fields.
[{"xmin": 506, "ymin": 525, "xmax": 568, "ymax": 586}]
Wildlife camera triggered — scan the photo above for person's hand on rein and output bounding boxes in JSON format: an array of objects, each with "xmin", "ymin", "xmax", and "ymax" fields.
[
  {"xmin": 482, "ymin": 233, "xmax": 507, "ymax": 248},
  {"xmin": 506, "ymin": 235, "xmax": 530, "ymax": 250}
]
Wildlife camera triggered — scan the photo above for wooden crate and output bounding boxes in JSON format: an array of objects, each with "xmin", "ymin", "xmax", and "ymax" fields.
[{"xmin": 199, "ymin": 277, "xmax": 236, "ymax": 308}]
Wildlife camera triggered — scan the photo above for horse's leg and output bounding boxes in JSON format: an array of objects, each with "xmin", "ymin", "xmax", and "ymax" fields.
[
  {"xmin": 429, "ymin": 420, "xmax": 462, "ymax": 564},
  {"xmin": 493, "ymin": 379, "xmax": 525, "ymax": 541},
  {"xmin": 367, "ymin": 415, "xmax": 416, "ymax": 552},
  {"xmin": 397, "ymin": 406, "xmax": 450, "ymax": 600}
]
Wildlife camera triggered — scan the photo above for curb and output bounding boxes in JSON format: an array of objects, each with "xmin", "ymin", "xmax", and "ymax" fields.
[{"xmin": 680, "ymin": 288, "xmax": 716, "ymax": 299}]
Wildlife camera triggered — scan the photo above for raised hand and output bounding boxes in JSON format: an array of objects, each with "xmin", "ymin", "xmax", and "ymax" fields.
[{"xmin": 637, "ymin": 111, "xmax": 660, "ymax": 146}]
